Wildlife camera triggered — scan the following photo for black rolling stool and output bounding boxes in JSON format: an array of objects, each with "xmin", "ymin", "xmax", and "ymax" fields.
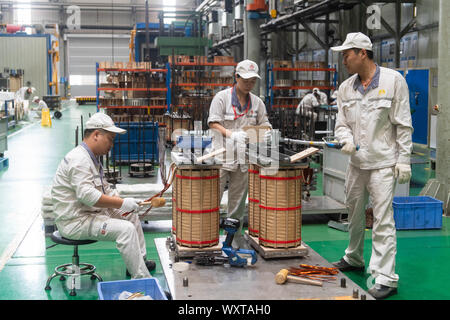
[{"xmin": 45, "ymin": 231, "xmax": 103, "ymax": 296}]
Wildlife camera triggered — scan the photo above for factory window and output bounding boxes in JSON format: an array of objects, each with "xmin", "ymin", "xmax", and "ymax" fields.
[
  {"xmin": 14, "ymin": 0, "xmax": 33, "ymax": 34},
  {"xmin": 69, "ymin": 75, "xmax": 97, "ymax": 86},
  {"xmin": 164, "ymin": 0, "xmax": 177, "ymax": 24}
]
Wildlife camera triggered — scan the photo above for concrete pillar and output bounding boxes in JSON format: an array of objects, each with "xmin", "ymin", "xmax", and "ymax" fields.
[
  {"xmin": 421, "ymin": 0, "xmax": 450, "ymax": 215},
  {"xmin": 243, "ymin": 6, "xmax": 261, "ymax": 96}
]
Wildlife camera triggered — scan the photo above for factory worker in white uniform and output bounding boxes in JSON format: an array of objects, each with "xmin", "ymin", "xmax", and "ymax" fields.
[
  {"xmin": 331, "ymin": 32, "xmax": 413, "ymax": 299},
  {"xmin": 295, "ymin": 87, "xmax": 328, "ymax": 118},
  {"xmin": 208, "ymin": 59, "xmax": 272, "ymax": 247},
  {"xmin": 295, "ymin": 88, "xmax": 327, "ymax": 137},
  {"xmin": 15, "ymin": 82, "xmax": 36, "ymax": 102},
  {"xmin": 51, "ymin": 113, "xmax": 155, "ymax": 279},
  {"xmin": 32, "ymin": 96, "xmax": 48, "ymax": 117}
]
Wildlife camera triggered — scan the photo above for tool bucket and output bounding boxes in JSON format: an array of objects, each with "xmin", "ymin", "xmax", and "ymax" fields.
[
  {"xmin": 248, "ymin": 164, "xmax": 261, "ymax": 237},
  {"xmin": 259, "ymin": 166, "xmax": 303, "ymax": 248},
  {"xmin": 174, "ymin": 167, "xmax": 220, "ymax": 248}
]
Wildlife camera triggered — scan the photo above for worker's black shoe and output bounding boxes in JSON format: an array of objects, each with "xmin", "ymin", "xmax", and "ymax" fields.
[
  {"xmin": 126, "ymin": 259, "xmax": 156, "ymax": 277},
  {"xmin": 332, "ymin": 258, "xmax": 365, "ymax": 272},
  {"xmin": 144, "ymin": 259, "xmax": 156, "ymax": 272},
  {"xmin": 368, "ymin": 284, "xmax": 398, "ymax": 300}
]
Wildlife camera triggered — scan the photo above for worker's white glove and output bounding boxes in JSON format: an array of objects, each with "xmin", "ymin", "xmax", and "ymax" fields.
[
  {"xmin": 230, "ymin": 130, "xmax": 248, "ymax": 145},
  {"xmin": 120, "ymin": 197, "xmax": 140, "ymax": 213},
  {"xmin": 394, "ymin": 163, "xmax": 411, "ymax": 184},
  {"xmin": 341, "ymin": 141, "xmax": 356, "ymax": 155}
]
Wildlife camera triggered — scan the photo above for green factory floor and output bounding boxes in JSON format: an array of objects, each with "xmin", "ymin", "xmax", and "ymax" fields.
[{"xmin": 0, "ymin": 102, "xmax": 447, "ymax": 300}]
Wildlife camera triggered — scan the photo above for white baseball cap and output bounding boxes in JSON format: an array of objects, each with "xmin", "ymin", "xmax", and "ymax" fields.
[
  {"xmin": 85, "ymin": 113, "xmax": 126, "ymax": 134},
  {"xmin": 236, "ymin": 59, "xmax": 261, "ymax": 79},
  {"xmin": 331, "ymin": 32, "xmax": 373, "ymax": 52}
]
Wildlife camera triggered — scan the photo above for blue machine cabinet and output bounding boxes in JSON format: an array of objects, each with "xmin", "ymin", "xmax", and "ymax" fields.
[{"xmin": 398, "ymin": 68, "xmax": 438, "ymax": 146}]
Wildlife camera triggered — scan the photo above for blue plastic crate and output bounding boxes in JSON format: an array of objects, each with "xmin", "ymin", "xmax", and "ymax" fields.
[
  {"xmin": 393, "ymin": 196, "xmax": 443, "ymax": 230},
  {"xmin": 97, "ymin": 278, "xmax": 167, "ymax": 300}
]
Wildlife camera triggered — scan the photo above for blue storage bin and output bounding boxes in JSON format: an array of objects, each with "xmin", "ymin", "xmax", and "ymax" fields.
[
  {"xmin": 393, "ymin": 196, "xmax": 443, "ymax": 230},
  {"xmin": 97, "ymin": 278, "xmax": 167, "ymax": 300}
]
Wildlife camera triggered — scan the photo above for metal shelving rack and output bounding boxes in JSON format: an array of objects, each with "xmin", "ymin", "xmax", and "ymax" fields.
[
  {"xmin": 95, "ymin": 63, "xmax": 171, "ymax": 112},
  {"xmin": 95, "ymin": 63, "xmax": 170, "ymax": 178},
  {"xmin": 168, "ymin": 58, "xmax": 237, "ymax": 134},
  {"xmin": 266, "ymin": 63, "xmax": 337, "ymax": 110}
]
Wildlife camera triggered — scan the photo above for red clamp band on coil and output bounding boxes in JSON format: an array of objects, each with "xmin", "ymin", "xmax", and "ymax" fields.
[
  {"xmin": 175, "ymin": 174, "xmax": 219, "ymax": 180},
  {"xmin": 259, "ymin": 237, "xmax": 301, "ymax": 244},
  {"xmin": 176, "ymin": 238, "xmax": 219, "ymax": 245},
  {"xmin": 259, "ymin": 175, "xmax": 303, "ymax": 181},
  {"xmin": 248, "ymin": 198, "xmax": 260, "ymax": 203},
  {"xmin": 176, "ymin": 207, "xmax": 219, "ymax": 214},
  {"xmin": 259, "ymin": 204, "xmax": 302, "ymax": 211}
]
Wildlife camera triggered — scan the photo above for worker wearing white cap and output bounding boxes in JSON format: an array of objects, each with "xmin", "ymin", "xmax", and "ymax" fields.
[
  {"xmin": 51, "ymin": 112, "xmax": 155, "ymax": 279},
  {"xmin": 331, "ymin": 32, "xmax": 413, "ymax": 299},
  {"xmin": 295, "ymin": 88, "xmax": 328, "ymax": 137},
  {"xmin": 14, "ymin": 81, "xmax": 36, "ymax": 102},
  {"xmin": 32, "ymin": 96, "xmax": 48, "ymax": 117},
  {"xmin": 208, "ymin": 59, "xmax": 272, "ymax": 247}
]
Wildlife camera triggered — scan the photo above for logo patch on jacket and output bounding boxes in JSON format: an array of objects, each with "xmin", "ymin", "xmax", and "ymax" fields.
[
  {"xmin": 101, "ymin": 222, "xmax": 108, "ymax": 235},
  {"xmin": 378, "ymin": 89, "xmax": 386, "ymax": 96}
]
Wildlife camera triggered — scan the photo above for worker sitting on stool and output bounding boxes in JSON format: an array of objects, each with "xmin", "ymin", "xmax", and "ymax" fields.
[
  {"xmin": 331, "ymin": 32, "xmax": 413, "ymax": 299},
  {"xmin": 208, "ymin": 59, "xmax": 272, "ymax": 249},
  {"xmin": 51, "ymin": 113, "xmax": 155, "ymax": 279}
]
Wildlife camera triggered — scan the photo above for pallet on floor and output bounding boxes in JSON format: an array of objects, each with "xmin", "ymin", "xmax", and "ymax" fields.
[{"xmin": 245, "ymin": 231, "xmax": 309, "ymax": 259}]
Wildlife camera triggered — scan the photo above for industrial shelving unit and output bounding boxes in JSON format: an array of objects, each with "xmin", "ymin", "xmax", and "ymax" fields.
[
  {"xmin": 168, "ymin": 56, "xmax": 236, "ymax": 139},
  {"xmin": 266, "ymin": 62, "xmax": 337, "ymax": 140},
  {"xmin": 95, "ymin": 63, "xmax": 170, "ymax": 178},
  {"xmin": 96, "ymin": 63, "xmax": 171, "ymax": 113}
]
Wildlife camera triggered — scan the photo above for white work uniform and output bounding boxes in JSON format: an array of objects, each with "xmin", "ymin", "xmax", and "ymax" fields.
[
  {"xmin": 208, "ymin": 87, "xmax": 271, "ymax": 235},
  {"xmin": 335, "ymin": 65, "xmax": 413, "ymax": 288},
  {"xmin": 295, "ymin": 91, "xmax": 328, "ymax": 119},
  {"xmin": 14, "ymin": 86, "xmax": 36, "ymax": 102},
  {"xmin": 51, "ymin": 143, "xmax": 150, "ymax": 279},
  {"xmin": 36, "ymin": 100, "xmax": 48, "ymax": 117}
]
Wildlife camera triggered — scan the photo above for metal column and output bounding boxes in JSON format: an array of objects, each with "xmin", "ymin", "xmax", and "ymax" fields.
[
  {"xmin": 421, "ymin": 0, "xmax": 450, "ymax": 215},
  {"xmin": 244, "ymin": 3, "xmax": 261, "ymax": 96}
]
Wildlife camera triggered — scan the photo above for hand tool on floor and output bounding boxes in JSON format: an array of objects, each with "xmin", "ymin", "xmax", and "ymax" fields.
[{"xmin": 275, "ymin": 269, "xmax": 323, "ymax": 287}]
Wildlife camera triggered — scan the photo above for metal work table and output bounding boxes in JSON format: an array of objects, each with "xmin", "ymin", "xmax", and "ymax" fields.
[
  {"xmin": 155, "ymin": 237, "xmax": 373, "ymax": 300},
  {"xmin": 302, "ymin": 196, "xmax": 347, "ymax": 215}
]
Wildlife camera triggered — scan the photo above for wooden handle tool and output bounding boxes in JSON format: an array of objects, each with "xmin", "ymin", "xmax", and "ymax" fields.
[
  {"xmin": 289, "ymin": 147, "xmax": 320, "ymax": 163},
  {"xmin": 275, "ymin": 268, "xmax": 323, "ymax": 287},
  {"xmin": 196, "ymin": 147, "xmax": 226, "ymax": 162},
  {"xmin": 139, "ymin": 197, "xmax": 166, "ymax": 208}
]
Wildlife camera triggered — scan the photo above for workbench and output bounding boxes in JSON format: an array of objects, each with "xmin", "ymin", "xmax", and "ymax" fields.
[{"xmin": 155, "ymin": 236, "xmax": 374, "ymax": 300}]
